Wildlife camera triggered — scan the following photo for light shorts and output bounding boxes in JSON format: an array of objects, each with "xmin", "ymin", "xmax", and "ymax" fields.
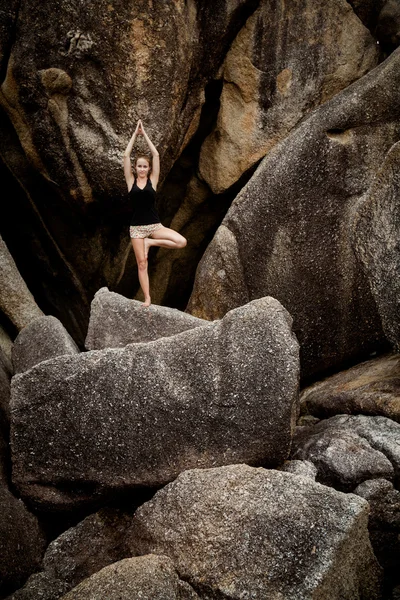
[{"xmin": 129, "ymin": 223, "xmax": 163, "ymax": 239}]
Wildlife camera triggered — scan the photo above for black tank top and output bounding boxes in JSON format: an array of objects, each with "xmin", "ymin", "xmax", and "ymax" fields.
[{"xmin": 129, "ymin": 178, "xmax": 161, "ymax": 226}]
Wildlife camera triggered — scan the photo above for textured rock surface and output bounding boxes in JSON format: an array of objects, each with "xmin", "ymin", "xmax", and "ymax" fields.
[
  {"xmin": 0, "ymin": 347, "xmax": 11, "ymax": 484},
  {"xmin": 300, "ymin": 353, "xmax": 400, "ymax": 423},
  {"xmin": 354, "ymin": 478, "xmax": 400, "ymax": 590},
  {"xmin": 199, "ymin": 0, "xmax": 378, "ymax": 194},
  {"xmin": 291, "ymin": 415, "xmax": 400, "ymax": 490},
  {"xmin": 127, "ymin": 465, "xmax": 382, "ymax": 599},
  {"xmin": 279, "ymin": 459, "xmax": 317, "ymax": 480},
  {"xmin": 377, "ymin": 0, "xmax": 400, "ymax": 53},
  {"xmin": 12, "ymin": 316, "xmax": 79, "ymax": 374},
  {"xmin": 61, "ymin": 555, "xmax": 199, "ymax": 600},
  {"xmin": 85, "ymin": 288, "xmax": 204, "ymax": 350},
  {"xmin": 0, "ymin": 236, "xmax": 43, "ymax": 331},
  {"xmin": 11, "ymin": 297, "xmax": 299, "ymax": 510},
  {"xmin": 10, "ymin": 507, "xmax": 133, "ymax": 600},
  {"xmin": 291, "ymin": 424, "xmax": 394, "ymax": 492},
  {"xmin": 0, "ymin": 485, "xmax": 45, "ymax": 596},
  {"xmin": 352, "ymin": 141, "xmax": 400, "ymax": 352},
  {"xmin": 188, "ymin": 48, "xmax": 400, "ymax": 377}
]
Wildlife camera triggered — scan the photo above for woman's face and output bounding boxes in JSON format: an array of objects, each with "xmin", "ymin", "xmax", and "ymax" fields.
[{"xmin": 136, "ymin": 158, "xmax": 150, "ymax": 177}]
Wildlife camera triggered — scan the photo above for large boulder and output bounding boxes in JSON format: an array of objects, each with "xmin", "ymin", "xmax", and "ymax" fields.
[
  {"xmin": 291, "ymin": 415, "xmax": 400, "ymax": 490},
  {"xmin": 12, "ymin": 316, "xmax": 80, "ymax": 374},
  {"xmin": 10, "ymin": 297, "xmax": 299, "ymax": 510},
  {"xmin": 0, "ymin": 485, "xmax": 45, "ymax": 597},
  {"xmin": 127, "ymin": 464, "xmax": 382, "ymax": 599},
  {"xmin": 188, "ymin": 48, "xmax": 400, "ymax": 377},
  {"xmin": 0, "ymin": 235, "xmax": 43, "ymax": 331},
  {"xmin": 61, "ymin": 556, "xmax": 199, "ymax": 600},
  {"xmin": 85, "ymin": 288, "xmax": 204, "ymax": 350},
  {"xmin": 300, "ymin": 353, "xmax": 400, "ymax": 423},
  {"xmin": 9, "ymin": 507, "xmax": 133, "ymax": 600},
  {"xmin": 199, "ymin": 0, "xmax": 378, "ymax": 194},
  {"xmin": 352, "ymin": 141, "xmax": 400, "ymax": 352}
]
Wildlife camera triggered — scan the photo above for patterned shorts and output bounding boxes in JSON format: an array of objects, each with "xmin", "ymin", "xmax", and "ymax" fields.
[{"xmin": 129, "ymin": 223, "xmax": 163, "ymax": 239}]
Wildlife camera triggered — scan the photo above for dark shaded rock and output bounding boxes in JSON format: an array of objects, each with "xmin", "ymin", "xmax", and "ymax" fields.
[
  {"xmin": 0, "ymin": 346, "xmax": 11, "ymax": 484},
  {"xmin": 279, "ymin": 459, "xmax": 317, "ymax": 480},
  {"xmin": 12, "ymin": 316, "xmax": 79, "ymax": 374},
  {"xmin": 127, "ymin": 464, "xmax": 382, "ymax": 599},
  {"xmin": 352, "ymin": 141, "xmax": 400, "ymax": 353},
  {"xmin": 0, "ymin": 235, "xmax": 43, "ymax": 331},
  {"xmin": 61, "ymin": 555, "xmax": 199, "ymax": 600},
  {"xmin": 348, "ymin": 0, "xmax": 386, "ymax": 32},
  {"xmin": 300, "ymin": 353, "xmax": 400, "ymax": 423},
  {"xmin": 354, "ymin": 479, "xmax": 400, "ymax": 590},
  {"xmin": 188, "ymin": 48, "xmax": 400, "ymax": 378},
  {"xmin": 291, "ymin": 415, "xmax": 400, "ymax": 490},
  {"xmin": 0, "ymin": 485, "xmax": 45, "ymax": 597},
  {"xmin": 10, "ymin": 507, "xmax": 133, "ymax": 600},
  {"xmin": 291, "ymin": 424, "xmax": 393, "ymax": 492},
  {"xmin": 11, "ymin": 297, "xmax": 299, "ymax": 511},
  {"xmin": 199, "ymin": 0, "xmax": 378, "ymax": 194},
  {"xmin": 85, "ymin": 288, "xmax": 204, "ymax": 350},
  {"xmin": 377, "ymin": 0, "xmax": 400, "ymax": 53}
]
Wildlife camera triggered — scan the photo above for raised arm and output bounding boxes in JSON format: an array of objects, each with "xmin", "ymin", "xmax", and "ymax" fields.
[
  {"xmin": 139, "ymin": 121, "xmax": 160, "ymax": 189},
  {"xmin": 123, "ymin": 120, "xmax": 140, "ymax": 191}
]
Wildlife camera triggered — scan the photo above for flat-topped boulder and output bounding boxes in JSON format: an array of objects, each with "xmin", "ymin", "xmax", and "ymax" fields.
[
  {"xmin": 85, "ymin": 288, "xmax": 205, "ymax": 350},
  {"xmin": 11, "ymin": 297, "xmax": 299, "ymax": 510},
  {"xmin": 127, "ymin": 464, "xmax": 382, "ymax": 599},
  {"xmin": 12, "ymin": 316, "xmax": 80, "ymax": 375}
]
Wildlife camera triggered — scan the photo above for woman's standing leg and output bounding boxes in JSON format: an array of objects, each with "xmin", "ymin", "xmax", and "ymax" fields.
[{"xmin": 131, "ymin": 238, "xmax": 151, "ymax": 306}]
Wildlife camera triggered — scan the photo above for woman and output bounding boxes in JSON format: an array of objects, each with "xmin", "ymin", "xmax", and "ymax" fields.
[{"xmin": 123, "ymin": 120, "xmax": 187, "ymax": 307}]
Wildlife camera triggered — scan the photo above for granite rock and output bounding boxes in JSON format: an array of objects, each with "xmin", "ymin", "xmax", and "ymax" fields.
[
  {"xmin": 11, "ymin": 297, "xmax": 299, "ymax": 510},
  {"xmin": 85, "ymin": 288, "xmax": 204, "ymax": 350},
  {"xmin": 61, "ymin": 555, "xmax": 199, "ymax": 600},
  {"xmin": 279, "ymin": 459, "xmax": 317, "ymax": 480},
  {"xmin": 12, "ymin": 316, "xmax": 79, "ymax": 374},
  {"xmin": 127, "ymin": 464, "xmax": 382, "ymax": 599}
]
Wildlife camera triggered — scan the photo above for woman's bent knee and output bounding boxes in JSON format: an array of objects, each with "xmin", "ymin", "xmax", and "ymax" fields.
[{"xmin": 179, "ymin": 236, "xmax": 187, "ymax": 249}]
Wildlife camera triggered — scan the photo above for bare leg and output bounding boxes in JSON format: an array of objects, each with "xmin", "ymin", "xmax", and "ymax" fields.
[
  {"xmin": 144, "ymin": 226, "xmax": 187, "ymax": 258},
  {"xmin": 131, "ymin": 238, "xmax": 151, "ymax": 306}
]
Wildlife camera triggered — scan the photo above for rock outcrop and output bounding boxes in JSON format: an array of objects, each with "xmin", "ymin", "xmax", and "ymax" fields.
[
  {"xmin": 127, "ymin": 464, "xmax": 382, "ymax": 599},
  {"xmin": 12, "ymin": 316, "xmax": 79, "ymax": 374},
  {"xmin": 300, "ymin": 353, "xmax": 400, "ymax": 423},
  {"xmin": 61, "ymin": 555, "xmax": 199, "ymax": 600},
  {"xmin": 85, "ymin": 288, "xmax": 204, "ymax": 350},
  {"xmin": 11, "ymin": 297, "xmax": 299, "ymax": 510},
  {"xmin": 199, "ymin": 0, "xmax": 379, "ymax": 194},
  {"xmin": 188, "ymin": 48, "xmax": 400, "ymax": 377}
]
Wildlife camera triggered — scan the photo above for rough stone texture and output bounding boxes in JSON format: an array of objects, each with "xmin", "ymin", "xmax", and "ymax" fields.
[
  {"xmin": 354, "ymin": 479, "xmax": 400, "ymax": 589},
  {"xmin": 300, "ymin": 353, "xmax": 400, "ymax": 423},
  {"xmin": 291, "ymin": 415, "xmax": 400, "ymax": 490},
  {"xmin": 0, "ymin": 0, "xmax": 259, "ymax": 344},
  {"xmin": 199, "ymin": 0, "xmax": 378, "ymax": 194},
  {"xmin": 85, "ymin": 288, "xmax": 205, "ymax": 350},
  {"xmin": 279, "ymin": 459, "xmax": 317, "ymax": 480},
  {"xmin": 12, "ymin": 315, "xmax": 79, "ymax": 374},
  {"xmin": 61, "ymin": 555, "xmax": 199, "ymax": 600},
  {"xmin": 352, "ymin": 141, "xmax": 400, "ymax": 352},
  {"xmin": 10, "ymin": 507, "xmax": 134, "ymax": 600},
  {"xmin": 127, "ymin": 464, "xmax": 382, "ymax": 599},
  {"xmin": 291, "ymin": 424, "xmax": 394, "ymax": 492},
  {"xmin": 11, "ymin": 297, "xmax": 299, "ymax": 510},
  {"xmin": 0, "ymin": 235, "xmax": 43, "ymax": 331},
  {"xmin": 0, "ymin": 346, "xmax": 12, "ymax": 484},
  {"xmin": 377, "ymin": 0, "xmax": 400, "ymax": 53},
  {"xmin": 188, "ymin": 47, "xmax": 400, "ymax": 378},
  {"xmin": 0, "ymin": 484, "xmax": 46, "ymax": 597}
]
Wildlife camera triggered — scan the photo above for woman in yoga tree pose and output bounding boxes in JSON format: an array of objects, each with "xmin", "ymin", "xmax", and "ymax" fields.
[{"xmin": 123, "ymin": 120, "xmax": 187, "ymax": 307}]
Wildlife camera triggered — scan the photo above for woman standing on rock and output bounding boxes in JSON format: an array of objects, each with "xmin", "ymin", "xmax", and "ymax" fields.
[{"xmin": 123, "ymin": 120, "xmax": 187, "ymax": 307}]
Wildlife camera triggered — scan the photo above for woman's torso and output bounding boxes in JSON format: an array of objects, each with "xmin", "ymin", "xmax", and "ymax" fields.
[{"xmin": 129, "ymin": 177, "xmax": 160, "ymax": 226}]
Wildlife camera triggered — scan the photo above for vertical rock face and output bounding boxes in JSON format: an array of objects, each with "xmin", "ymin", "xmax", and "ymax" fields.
[
  {"xmin": 188, "ymin": 48, "xmax": 400, "ymax": 377},
  {"xmin": 127, "ymin": 465, "xmax": 382, "ymax": 599},
  {"xmin": 10, "ymin": 298, "xmax": 299, "ymax": 510},
  {"xmin": 352, "ymin": 141, "xmax": 400, "ymax": 352},
  {"xmin": 199, "ymin": 0, "xmax": 379, "ymax": 194}
]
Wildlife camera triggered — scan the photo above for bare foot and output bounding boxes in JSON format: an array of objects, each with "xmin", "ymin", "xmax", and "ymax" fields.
[
  {"xmin": 144, "ymin": 238, "xmax": 151, "ymax": 259},
  {"xmin": 143, "ymin": 297, "xmax": 151, "ymax": 307}
]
